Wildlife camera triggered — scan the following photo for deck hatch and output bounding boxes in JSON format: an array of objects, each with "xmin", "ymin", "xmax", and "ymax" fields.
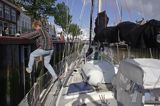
[{"xmin": 67, "ymin": 82, "xmax": 93, "ymax": 94}]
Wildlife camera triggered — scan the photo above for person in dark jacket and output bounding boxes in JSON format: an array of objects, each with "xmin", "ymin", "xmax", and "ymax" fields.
[
  {"xmin": 2, "ymin": 27, "xmax": 9, "ymax": 36},
  {"xmin": 21, "ymin": 20, "xmax": 57, "ymax": 80}
]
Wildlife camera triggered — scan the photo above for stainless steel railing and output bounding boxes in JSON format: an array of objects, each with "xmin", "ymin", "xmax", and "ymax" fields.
[{"xmin": 18, "ymin": 42, "xmax": 84, "ymax": 106}]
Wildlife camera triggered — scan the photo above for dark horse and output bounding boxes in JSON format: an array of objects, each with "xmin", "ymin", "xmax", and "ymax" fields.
[{"xmin": 94, "ymin": 19, "xmax": 160, "ymax": 48}]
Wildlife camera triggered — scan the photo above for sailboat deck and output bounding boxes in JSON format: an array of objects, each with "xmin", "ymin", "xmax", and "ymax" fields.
[{"xmin": 55, "ymin": 69, "xmax": 117, "ymax": 106}]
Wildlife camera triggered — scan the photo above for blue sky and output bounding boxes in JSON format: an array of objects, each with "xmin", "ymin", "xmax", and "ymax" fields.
[
  {"xmin": 49, "ymin": 0, "xmax": 159, "ymax": 29},
  {"xmin": 48, "ymin": 0, "xmax": 92, "ymax": 29}
]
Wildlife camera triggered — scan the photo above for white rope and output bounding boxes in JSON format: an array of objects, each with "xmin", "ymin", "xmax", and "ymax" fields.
[
  {"xmin": 80, "ymin": 0, "xmax": 86, "ymax": 21},
  {"xmin": 140, "ymin": 1, "xmax": 145, "ymax": 18},
  {"xmin": 115, "ymin": 0, "xmax": 121, "ymax": 21}
]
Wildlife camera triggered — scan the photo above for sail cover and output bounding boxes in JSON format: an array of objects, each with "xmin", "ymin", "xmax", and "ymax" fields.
[
  {"xmin": 117, "ymin": 58, "xmax": 160, "ymax": 89},
  {"xmin": 94, "ymin": 18, "xmax": 160, "ymax": 48},
  {"xmin": 81, "ymin": 60, "xmax": 115, "ymax": 86},
  {"xmin": 112, "ymin": 58, "xmax": 160, "ymax": 106}
]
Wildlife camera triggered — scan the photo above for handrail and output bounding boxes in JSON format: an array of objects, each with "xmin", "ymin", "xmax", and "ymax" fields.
[{"xmin": 18, "ymin": 42, "xmax": 84, "ymax": 106}]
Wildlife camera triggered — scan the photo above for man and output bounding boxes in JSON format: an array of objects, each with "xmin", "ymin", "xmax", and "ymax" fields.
[
  {"xmin": 21, "ymin": 20, "xmax": 57, "ymax": 81},
  {"xmin": 59, "ymin": 32, "xmax": 65, "ymax": 43},
  {"xmin": 2, "ymin": 27, "xmax": 9, "ymax": 36}
]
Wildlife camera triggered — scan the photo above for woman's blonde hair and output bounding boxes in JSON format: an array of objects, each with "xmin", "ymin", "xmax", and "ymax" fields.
[{"xmin": 32, "ymin": 20, "xmax": 42, "ymax": 28}]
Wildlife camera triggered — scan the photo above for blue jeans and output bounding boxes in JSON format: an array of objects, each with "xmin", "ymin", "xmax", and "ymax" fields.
[{"xmin": 28, "ymin": 48, "xmax": 57, "ymax": 79}]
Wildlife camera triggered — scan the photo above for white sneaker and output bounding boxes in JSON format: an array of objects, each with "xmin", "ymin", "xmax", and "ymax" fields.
[{"xmin": 26, "ymin": 67, "xmax": 32, "ymax": 73}]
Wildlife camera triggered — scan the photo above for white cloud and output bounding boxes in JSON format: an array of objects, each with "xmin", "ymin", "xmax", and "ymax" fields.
[
  {"xmin": 79, "ymin": 28, "xmax": 89, "ymax": 40},
  {"xmin": 48, "ymin": 17, "xmax": 63, "ymax": 35},
  {"xmin": 79, "ymin": 28, "xmax": 95, "ymax": 40},
  {"xmin": 55, "ymin": 25, "xmax": 62, "ymax": 33},
  {"xmin": 48, "ymin": 17, "xmax": 55, "ymax": 24}
]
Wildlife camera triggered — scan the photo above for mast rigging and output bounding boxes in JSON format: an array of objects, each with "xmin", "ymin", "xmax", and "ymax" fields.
[{"xmin": 89, "ymin": 0, "xmax": 94, "ymax": 48}]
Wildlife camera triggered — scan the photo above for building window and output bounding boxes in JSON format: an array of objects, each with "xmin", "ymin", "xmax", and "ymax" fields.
[
  {"xmin": 22, "ymin": 20, "xmax": 26, "ymax": 32},
  {"xmin": 5, "ymin": 5, "xmax": 10, "ymax": 20},
  {"xmin": 11, "ymin": 9, "xmax": 16, "ymax": 22},
  {"xmin": 0, "ymin": 2, "xmax": 3, "ymax": 18},
  {"xmin": 0, "ymin": 21, "xmax": 3, "ymax": 34},
  {"xmin": 10, "ymin": 24, "xmax": 16, "ymax": 35}
]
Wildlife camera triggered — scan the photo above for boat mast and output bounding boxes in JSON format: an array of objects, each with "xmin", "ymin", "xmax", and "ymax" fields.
[
  {"xmin": 89, "ymin": 0, "xmax": 94, "ymax": 48},
  {"xmin": 98, "ymin": 0, "xmax": 102, "ymax": 13}
]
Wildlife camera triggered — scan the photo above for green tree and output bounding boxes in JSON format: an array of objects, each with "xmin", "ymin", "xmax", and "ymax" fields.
[
  {"xmin": 68, "ymin": 24, "xmax": 82, "ymax": 39},
  {"xmin": 14, "ymin": 0, "xmax": 56, "ymax": 19},
  {"xmin": 53, "ymin": 2, "xmax": 72, "ymax": 32}
]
